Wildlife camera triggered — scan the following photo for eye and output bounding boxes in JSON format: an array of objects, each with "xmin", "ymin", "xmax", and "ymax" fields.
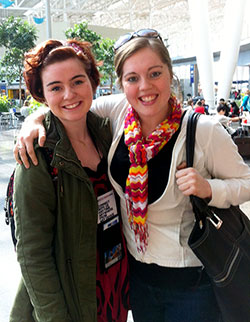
[
  {"xmin": 126, "ymin": 76, "xmax": 138, "ymax": 83},
  {"xmin": 150, "ymin": 71, "xmax": 161, "ymax": 78},
  {"xmin": 51, "ymin": 86, "xmax": 61, "ymax": 92},
  {"xmin": 74, "ymin": 79, "xmax": 84, "ymax": 85}
]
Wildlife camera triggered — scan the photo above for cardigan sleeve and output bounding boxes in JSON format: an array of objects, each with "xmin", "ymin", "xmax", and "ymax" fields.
[
  {"xmin": 14, "ymin": 150, "xmax": 72, "ymax": 322},
  {"xmin": 91, "ymin": 94, "xmax": 129, "ymax": 137},
  {"xmin": 196, "ymin": 116, "xmax": 250, "ymax": 208},
  {"xmin": 92, "ymin": 93, "xmax": 127, "ymax": 116}
]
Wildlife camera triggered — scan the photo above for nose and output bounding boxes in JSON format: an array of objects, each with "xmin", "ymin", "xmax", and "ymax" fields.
[
  {"xmin": 64, "ymin": 86, "xmax": 76, "ymax": 100},
  {"xmin": 139, "ymin": 77, "xmax": 152, "ymax": 90}
]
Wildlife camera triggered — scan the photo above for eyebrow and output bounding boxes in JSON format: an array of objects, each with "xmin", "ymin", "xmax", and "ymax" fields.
[
  {"xmin": 46, "ymin": 74, "xmax": 87, "ymax": 87},
  {"xmin": 123, "ymin": 65, "xmax": 163, "ymax": 78}
]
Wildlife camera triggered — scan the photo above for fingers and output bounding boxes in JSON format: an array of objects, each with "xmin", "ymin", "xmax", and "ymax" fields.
[
  {"xmin": 176, "ymin": 166, "xmax": 194, "ymax": 179},
  {"xmin": 176, "ymin": 181, "xmax": 196, "ymax": 196},
  {"xmin": 18, "ymin": 145, "xmax": 31, "ymax": 169},
  {"xmin": 176, "ymin": 161, "xmax": 187, "ymax": 171},
  {"xmin": 24, "ymin": 125, "xmax": 46, "ymax": 166},
  {"xmin": 26, "ymin": 144, "xmax": 38, "ymax": 167},
  {"xmin": 14, "ymin": 143, "xmax": 38, "ymax": 169},
  {"xmin": 13, "ymin": 143, "xmax": 22, "ymax": 165},
  {"xmin": 13, "ymin": 137, "xmax": 31, "ymax": 169},
  {"xmin": 25, "ymin": 124, "xmax": 46, "ymax": 165},
  {"xmin": 176, "ymin": 167, "xmax": 212, "ymax": 199},
  {"xmin": 13, "ymin": 130, "xmax": 39, "ymax": 168},
  {"xmin": 176, "ymin": 169, "xmax": 197, "ymax": 196},
  {"xmin": 38, "ymin": 126, "xmax": 46, "ymax": 147},
  {"xmin": 12, "ymin": 110, "xmax": 47, "ymax": 168}
]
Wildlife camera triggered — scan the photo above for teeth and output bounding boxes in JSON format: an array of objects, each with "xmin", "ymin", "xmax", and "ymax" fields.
[
  {"xmin": 141, "ymin": 95, "xmax": 156, "ymax": 102},
  {"xmin": 65, "ymin": 102, "xmax": 79, "ymax": 109}
]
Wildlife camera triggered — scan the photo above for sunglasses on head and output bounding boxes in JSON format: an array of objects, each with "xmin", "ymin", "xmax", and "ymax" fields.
[{"xmin": 114, "ymin": 29, "xmax": 163, "ymax": 51}]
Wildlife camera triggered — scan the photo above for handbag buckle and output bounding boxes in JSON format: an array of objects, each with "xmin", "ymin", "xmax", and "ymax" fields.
[{"xmin": 208, "ymin": 212, "xmax": 223, "ymax": 229}]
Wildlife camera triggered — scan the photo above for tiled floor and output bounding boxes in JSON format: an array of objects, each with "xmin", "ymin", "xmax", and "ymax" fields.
[{"xmin": 0, "ymin": 128, "xmax": 249, "ymax": 321}]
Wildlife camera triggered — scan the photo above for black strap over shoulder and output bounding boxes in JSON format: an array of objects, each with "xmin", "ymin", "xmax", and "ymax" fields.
[
  {"xmin": 186, "ymin": 111, "xmax": 209, "ymax": 218},
  {"xmin": 186, "ymin": 111, "xmax": 201, "ymax": 168}
]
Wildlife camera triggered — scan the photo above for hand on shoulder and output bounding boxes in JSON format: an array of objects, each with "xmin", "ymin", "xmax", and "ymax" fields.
[{"xmin": 14, "ymin": 109, "xmax": 48, "ymax": 168}]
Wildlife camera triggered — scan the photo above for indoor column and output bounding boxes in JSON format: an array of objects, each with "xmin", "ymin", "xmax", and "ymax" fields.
[
  {"xmin": 217, "ymin": 0, "xmax": 247, "ymax": 102},
  {"xmin": 188, "ymin": 0, "xmax": 215, "ymax": 109}
]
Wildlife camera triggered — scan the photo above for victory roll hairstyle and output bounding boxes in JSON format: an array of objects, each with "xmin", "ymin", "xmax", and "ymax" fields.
[{"xmin": 23, "ymin": 39, "xmax": 100, "ymax": 103}]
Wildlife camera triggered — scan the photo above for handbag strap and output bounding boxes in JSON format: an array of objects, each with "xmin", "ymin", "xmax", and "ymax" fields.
[
  {"xmin": 186, "ymin": 111, "xmax": 210, "ymax": 219},
  {"xmin": 186, "ymin": 111, "xmax": 200, "ymax": 168}
]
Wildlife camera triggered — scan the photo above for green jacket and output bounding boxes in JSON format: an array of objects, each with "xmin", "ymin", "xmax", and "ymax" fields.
[{"xmin": 10, "ymin": 111, "xmax": 112, "ymax": 322}]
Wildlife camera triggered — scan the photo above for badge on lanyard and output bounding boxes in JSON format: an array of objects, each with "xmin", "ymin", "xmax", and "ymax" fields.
[
  {"xmin": 97, "ymin": 190, "xmax": 118, "ymax": 224},
  {"xmin": 97, "ymin": 190, "xmax": 124, "ymax": 271}
]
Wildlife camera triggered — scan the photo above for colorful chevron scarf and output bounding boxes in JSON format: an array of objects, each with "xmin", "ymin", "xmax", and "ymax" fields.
[{"xmin": 124, "ymin": 95, "xmax": 182, "ymax": 252}]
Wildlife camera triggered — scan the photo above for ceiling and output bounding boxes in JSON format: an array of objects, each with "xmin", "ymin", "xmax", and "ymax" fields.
[{"xmin": 0, "ymin": 0, "xmax": 249, "ymax": 58}]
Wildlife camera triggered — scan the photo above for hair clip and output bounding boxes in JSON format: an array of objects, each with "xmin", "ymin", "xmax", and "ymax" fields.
[{"xmin": 65, "ymin": 42, "xmax": 84, "ymax": 55}]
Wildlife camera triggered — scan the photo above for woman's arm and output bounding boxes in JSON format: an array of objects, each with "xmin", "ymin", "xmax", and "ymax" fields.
[
  {"xmin": 204, "ymin": 121, "xmax": 250, "ymax": 207},
  {"xmin": 14, "ymin": 151, "xmax": 72, "ymax": 321},
  {"xmin": 176, "ymin": 116, "xmax": 250, "ymax": 207},
  {"xmin": 14, "ymin": 94, "xmax": 127, "ymax": 168},
  {"xmin": 91, "ymin": 93, "xmax": 128, "ymax": 133}
]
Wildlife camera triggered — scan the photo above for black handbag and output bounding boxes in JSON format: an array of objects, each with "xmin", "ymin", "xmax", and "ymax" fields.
[{"xmin": 186, "ymin": 111, "xmax": 250, "ymax": 322}]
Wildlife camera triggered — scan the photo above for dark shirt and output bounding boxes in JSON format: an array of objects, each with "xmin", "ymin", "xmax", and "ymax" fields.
[{"xmin": 110, "ymin": 113, "xmax": 185, "ymax": 204}]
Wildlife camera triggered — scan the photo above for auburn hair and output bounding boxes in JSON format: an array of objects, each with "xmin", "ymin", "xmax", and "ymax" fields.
[{"xmin": 23, "ymin": 39, "xmax": 100, "ymax": 103}]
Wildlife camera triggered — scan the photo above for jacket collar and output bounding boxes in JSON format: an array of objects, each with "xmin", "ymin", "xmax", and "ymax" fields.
[{"xmin": 36, "ymin": 111, "xmax": 111, "ymax": 180}]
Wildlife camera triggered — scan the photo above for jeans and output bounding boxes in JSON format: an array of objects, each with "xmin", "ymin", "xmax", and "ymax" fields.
[{"xmin": 129, "ymin": 264, "xmax": 222, "ymax": 322}]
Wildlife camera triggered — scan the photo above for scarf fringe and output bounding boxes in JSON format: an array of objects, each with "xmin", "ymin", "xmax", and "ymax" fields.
[{"xmin": 130, "ymin": 221, "xmax": 149, "ymax": 253}]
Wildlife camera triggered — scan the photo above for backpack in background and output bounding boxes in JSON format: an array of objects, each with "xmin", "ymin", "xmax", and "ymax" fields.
[{"xmin": 4, "ymin": 171, "xmax": 17, "ymax": 247}]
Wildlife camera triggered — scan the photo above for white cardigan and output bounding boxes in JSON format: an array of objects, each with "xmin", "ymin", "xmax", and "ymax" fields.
[{"xmin": 92, "ymin": 94, "xmax": 250, "ymax": 267}]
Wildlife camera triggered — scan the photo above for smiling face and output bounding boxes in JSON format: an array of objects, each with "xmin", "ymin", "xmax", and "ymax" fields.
[
  {"xmin": 121, "ymin": 47, "xmax": 172, "ymax": 129},
  {"xmin": 41, "ymin": 57, "xmax": 93, "ymax": 126}
]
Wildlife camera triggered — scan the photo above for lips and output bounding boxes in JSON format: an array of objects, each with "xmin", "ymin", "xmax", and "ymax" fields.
[
  {"xmin": 63, "ymin": 102, "xmax": 80, "ymax": 109},
  {"xmin": 139, "ymin": 94, "xmax": 158, "ymax": 103}
]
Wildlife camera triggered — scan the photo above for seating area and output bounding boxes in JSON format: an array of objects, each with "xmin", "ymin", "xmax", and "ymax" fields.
[{"xmin": 0, "ymin": 112, "xmax": 24, "ymax": 130}]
